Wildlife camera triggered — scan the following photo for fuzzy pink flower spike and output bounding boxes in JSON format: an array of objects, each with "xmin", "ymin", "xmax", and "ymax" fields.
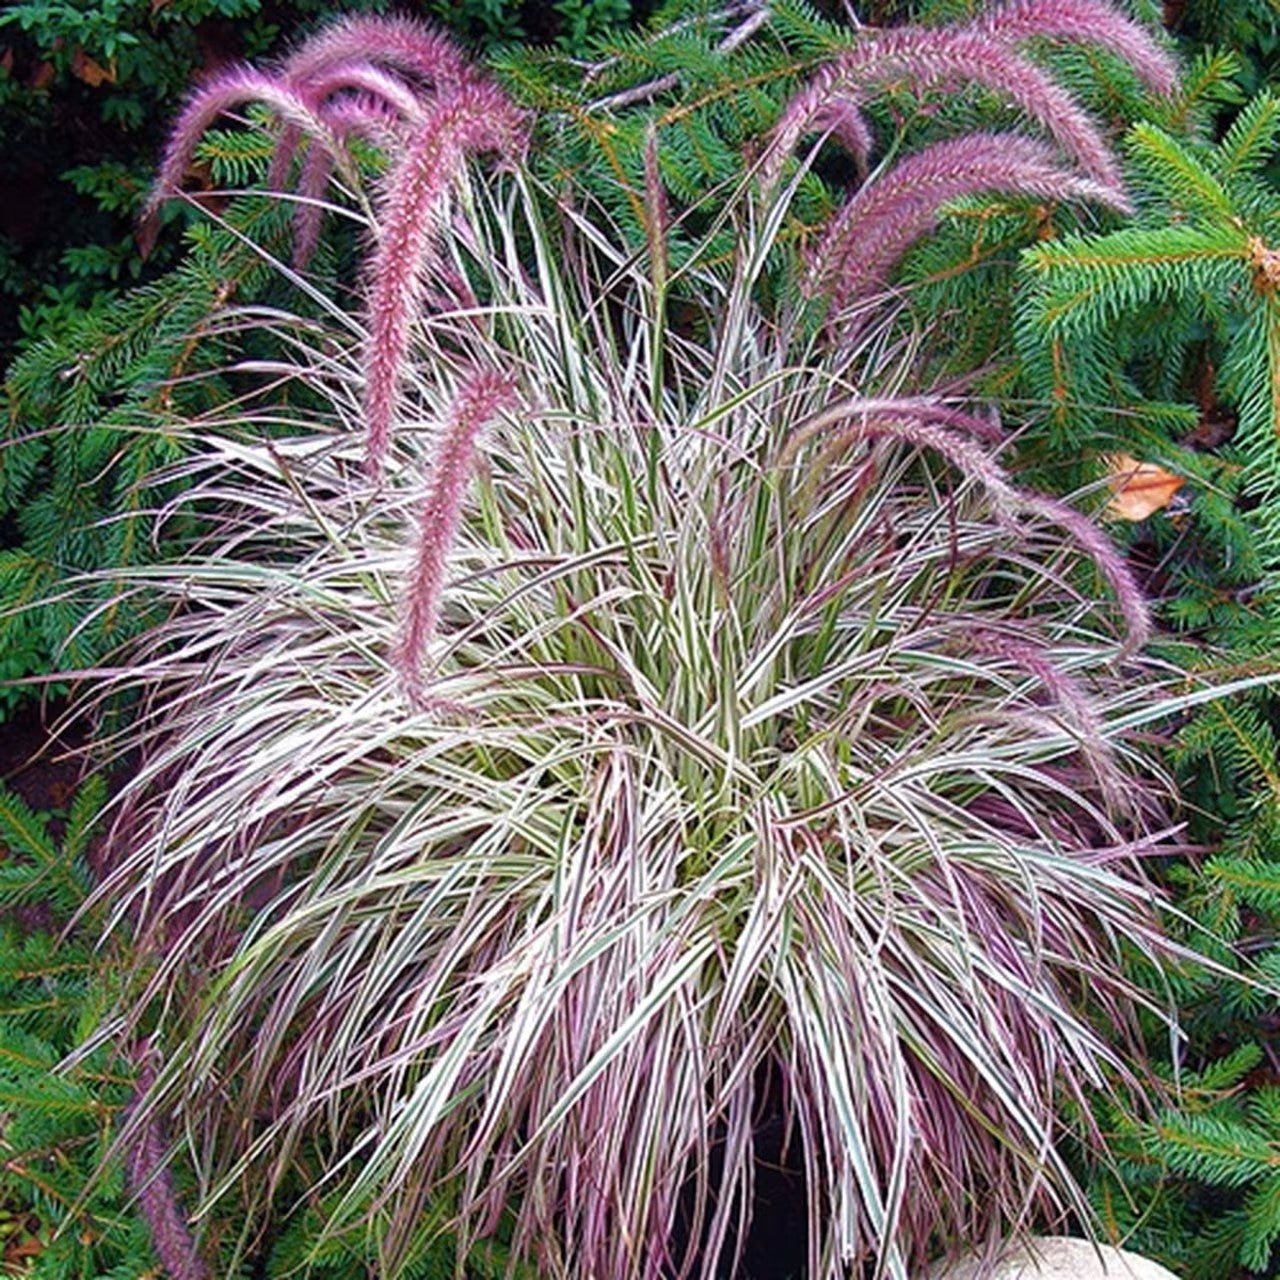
[
  {"xmin": 765, "ymin": 5, "xmax": 1152, "ymax": 212},
  {"xmin": 977, "ymin": 0, "xmax": 1178, "ymax": 98},
  {"xmin": 762, "ymin": 70, "xmax": 874, "ymax": 190},
  {"xmin": 836, "ymin": 25, "xmax": 1126, "ymax": 192},
  {"xmin": 299, "ymin": 61, "xmax": 430, "ymax": 127},
  {"xmin": 279, "ymin": 13, "xmax": 478, "ymax": 94},
  {"xmin": 397, "ymin": 368, "xmax": 518, "ymax": 705},
  {"xmin": 124, "ymin": 1061, "xmax": 209, "ymax": 1280},
  {"xmin": 269, "ymin": 10, "xmax": 479, "ymax": 197},
  {"xmin": 817, "ymin": 132, "xmax": 1129, "ymax": 312},
  {"xmin": 138, "ymin": 66, "xmax": 340, "ymax": 257},
  {"xmin": 143, "ymin": 16, "xmax": 478, "ymax": 261},
  {"xmin": 267, "ymin": 59, "xmax": 427, "ymax": 199},
  {"xmin": 287, "ymin": 71, "xmax": 426, "ymax": 268},
  {"xmin": 362, "ymin": 80, "xmax": 527, "ymax": 479},
  {"xmin": 1022, "ymin": 492, "xmax": 1152, "ymax": 652}
]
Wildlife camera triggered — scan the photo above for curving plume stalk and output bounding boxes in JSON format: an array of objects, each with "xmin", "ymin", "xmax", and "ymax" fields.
[
  {"xmin": 814, "ymin": 133, "xmax": 1129, "ymax": 311},
  {"xmin": 762, "ymin": 0, "xmax": 1175, "ymax": 319},
  {"xmin": 277, "ymin": 13, "xmax": 479, "ymax": 92},
  {"xmin": 834, "ymin": 26, "xmax": 1126, "ymax": 192},
  {"xmin": 397, "ymin": 368, "xmax": 517, "ymax": 704},
  {"xmin": 287, "ymin": 82, "xmax": 421, "ymax": 268},
  {"xmin": 1020, "ymin": 491, "xmax": 1152, "ymax": 651},
  {"xmin": 134, "ymin": 14, "xmax": 524, "ymax": 458},
  {"xmin": 977, "ymin": 0, "xmax": 1179, "ymax": 96},
  {"xmin": 141, "ymin": 58, "xmax": 426, "ymax": 259},
  {"xmin": 297, "ymin": 62, "xmax": 430, "ymax": 126},
  {"xmin": 759, "ymin": 78, "xmax": 875, "ymax": 190},
  {"xmin": 139, "ymin": 67, "xmax": 343, "ymax": 256},
  {"xmin": 269, "ymin": 15, "xmax": 476, "ymax": 200},
  {"xmin": 361, "ymin": 82, "xmax": 526, "ymax": 478},
  {"xmin": 788, "ymin": 398, "xmax": 1151, "ymax": 651}
]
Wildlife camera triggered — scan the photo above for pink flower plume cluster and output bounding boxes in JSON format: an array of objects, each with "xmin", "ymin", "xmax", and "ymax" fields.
[
  {"xmin": 139, "ymin": 17, "xmax": 528, "ymax": 695},
  {"xmin": 138, "ymin": 14, "xmax": 526, "ymax": 483},
  {"xmin": 140, "ymin": 14, "xmax": 481, "ymax": 257},
  {"xmin": 767, "ymin": 0, "xmax": 1176, "ymax": 312}
]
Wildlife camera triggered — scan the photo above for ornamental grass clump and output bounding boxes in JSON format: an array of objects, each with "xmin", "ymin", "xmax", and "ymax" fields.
[{"xmin": 86, "ymin": 4, "xmax": 1194, "ymax": 1278}]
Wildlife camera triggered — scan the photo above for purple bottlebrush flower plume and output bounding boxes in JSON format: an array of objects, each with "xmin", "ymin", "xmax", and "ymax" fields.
[
  {"xmin": 288, "ymin": 89, "xmax": 414, "ymax": 269},
  {"xmin": 134, "ymin": 13, "xmax": 525, "ymax": 464},
  {"xmin": 1020, "ymin": 491, "xmax": 1152, "ymax": 651},
  {"xmin": 964, "ymin": 627, "xmax": 1124, "ymax": 801},
  {"xmin": 362, "ymin": 81, "xmax": 527, "ymax": 479},
  {"xmin": 787, "ymin": 397, "xmax": 1150, "ymax": 652},
  {"xmin": 765, "ymin": 0, "xmax": 1166, "ymax": 213},
  {"xmin": 296, "ymin": 61, "xmax": 431, "ymax": 127},
  {"xmin": 643, "ymin": 123, "xmax": 671, "ymax": 284},
  {"xmin": 834, "ymin": 25, "xmax": 1125, "ymax": 191},
  {"xmin": 269, "ymin": 60, "xmax": 434, "ymax": 220},
  {"xmin": 123, "ymin": 1059, "xmax": 208, "ymax": 1280},
  {"xmin": 291, "ymin": 140, "xmax": 341, "ymax": 271},
  {"xmin": 397, "ymin": 368, "xmax": 518, "ymax": 704},
  {"xmin": 138, "ymin": 66, "xmax": 343, "ymax": 256},
  {"xmin": 813, "ymin": 97, "xmax": 876, "ymax": 181},
  {"xmin": 786, "ymin": 398, "xmax": 1015, "ymax": 494},
  {"xmin": 976, "ymin": 0, "xmax": 1179, "ymax": 97},
  {"xmin": 277, "ymin": 13, "xmax": 479, "ymax": 95},
  {"xmin": 814, "ymin": 132, "xmax": 1129, "ymax": 312},
  {"xmin": 141, "ymin": 15, "xmax": 484, "ymax": 264},
  {"xmin": 265, "ymin": 13, "xmax": 479, "ymax": 200},
  {"xmin": 760, "ymin": 75, "xmax": 875, "ymax": 189}
]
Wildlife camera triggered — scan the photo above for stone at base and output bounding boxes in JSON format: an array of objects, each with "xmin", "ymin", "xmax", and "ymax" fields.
[{"xmin": 927, "ymin": 1237, "xmax": 1181, "ymax": 1280}]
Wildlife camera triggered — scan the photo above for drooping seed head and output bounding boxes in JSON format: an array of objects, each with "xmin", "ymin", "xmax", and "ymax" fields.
[
  {"xmin": 814, "ymin": 132, "xmax": 1129, "ymax": 313},
  {"xmin": 362, "ymin": 81, "xmax": 528, "ymax": 478},
  {"xmin": 976, "ymin": 0, "xmax": 1179, "ymax": 97},
  {"xmin": 396, "ymin": 367, "xmax": 519, "ymax": 704}
]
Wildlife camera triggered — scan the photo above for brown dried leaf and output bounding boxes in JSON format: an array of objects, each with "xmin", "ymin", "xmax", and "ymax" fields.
[
  {"xmin": 1103, "ymin": 453, "xmax": 1186, "ymax": 521},
  {"xmin": 71, "ymin": 48, "xmax": 116, "ymax": 87}
]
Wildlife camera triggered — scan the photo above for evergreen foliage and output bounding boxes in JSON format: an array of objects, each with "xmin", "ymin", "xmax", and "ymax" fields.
[
  {"xmin": 0, "ymin": 775, "xmax": 156, "ymax": 1278},
  {"xmin": 1087, "ymin": 1044, "xmax": 1280, "ymax": 1280},
  {"xmin": 1015, "ymin": 80, "xmax": 1280, "ymax": 1278},
  {"xmin": 0, "ymin": 171, "xmax": 313, "ymax": 715}
]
